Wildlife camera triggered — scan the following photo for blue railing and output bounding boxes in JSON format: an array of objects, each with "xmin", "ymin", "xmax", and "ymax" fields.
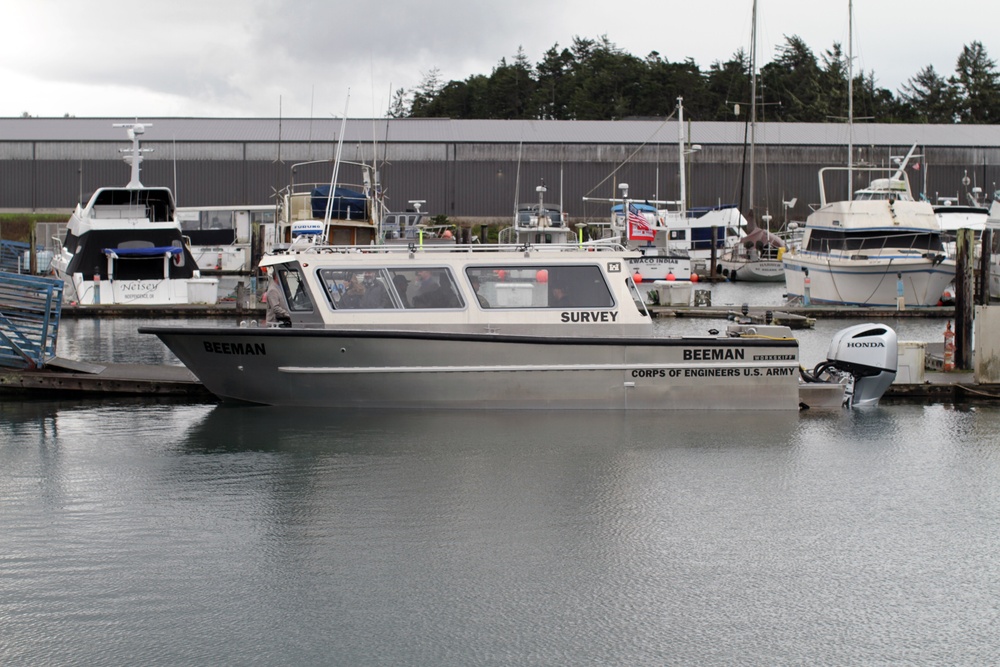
[
  {"xmin": 0, "ymin": 240, "xmax": 31, "ymax": 273},
  {"xmin": 0, "ymin": 271, "xmax": 64, "ymax": 369}
]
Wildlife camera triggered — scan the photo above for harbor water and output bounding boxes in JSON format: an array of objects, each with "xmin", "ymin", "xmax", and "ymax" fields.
[{"xmin": 3, "ymin": 283, "xmax": 998, "ymax": 665}]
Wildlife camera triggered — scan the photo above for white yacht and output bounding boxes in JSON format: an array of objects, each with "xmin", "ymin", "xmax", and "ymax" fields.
[
  {"xmin": 49, "ymin": 123, "xmax": 218, "ymax": 306},
  {"xmin": 140, "ymin": 242, "xmax": 898, "ymax": 410},
  {"xmin": 983, "ymin": 201, "xmax": 1000, "ymax": 299},
  {"xmin": 782, "ymin": 161, "xmax": 955, "ymax": 307}
]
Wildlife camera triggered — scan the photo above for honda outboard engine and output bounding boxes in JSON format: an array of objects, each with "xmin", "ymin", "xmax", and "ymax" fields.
[{"xmin": 808, "ymin": 323, "xmax": 897, "ymax": 408}]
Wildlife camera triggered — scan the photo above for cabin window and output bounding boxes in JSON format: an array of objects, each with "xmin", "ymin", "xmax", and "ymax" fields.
[
  {"xmin": 806, "ymin": 229, "xmax": 944, "ymax": 253},
  {"xmin": 318, "ymin": 268, "xmax": 403, "ymax": 310},
  {"xmin": 465, "ymin": 265, "xmax": 613, "ymax": 309},
  {"xmin": 388, "ymin": 268, "xmax": 463, "ymax": 309},
  {"xmin": 277, "ymin": 266, "xmax": 313, "ymax": 312}
]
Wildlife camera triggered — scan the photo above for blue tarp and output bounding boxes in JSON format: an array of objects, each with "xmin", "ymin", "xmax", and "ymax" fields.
[
  {"xmin": 611, "ymin": 203, "xmax": 657, "ymax": 214},
  {"xmin": 103, "ymin": 246, "xmax": 181, "ymax": 256},
  {"xmin": 311, "ymin": 186, "xmax": 367, "ymax": 219}
]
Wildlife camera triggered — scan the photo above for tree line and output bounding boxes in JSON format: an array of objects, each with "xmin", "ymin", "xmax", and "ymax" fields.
[{"xmin": 388, "ymin": 36, "xmax": 1000, "ymax": 124}]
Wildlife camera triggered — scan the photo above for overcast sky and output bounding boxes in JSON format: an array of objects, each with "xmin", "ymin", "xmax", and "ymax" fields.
[{"xmin": 3, "ymin": 0, "xmax": 995, "ymax": 120}]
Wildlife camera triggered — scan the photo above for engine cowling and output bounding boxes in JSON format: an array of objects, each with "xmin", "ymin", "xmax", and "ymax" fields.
[{"xmin": 825, "ymin": 323, "xmax": 898, "ymax": 407}]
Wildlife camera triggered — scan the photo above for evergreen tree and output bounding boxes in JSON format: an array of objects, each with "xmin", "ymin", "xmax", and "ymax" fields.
[
  {"xmin": 952, "ymin": 41, "xmax": 1000, "ymax": 123},
  {"xmin": 387, "ymin": 88, "xmax": 409, "ymax": 118},
  {"xmin": 485, "ymin": 48, "xmax": 537, "ymax": 119},
  {"xmin": 704, "ymin": 51, "xmax": 751, "ymax": 121},
  {"xmin": 759, "ymin": 36, "xmax": 825, "ymax": 121},
  {"xmin": 899, "ymin": 65, "xmax": 957, "ymax": 123},
  {"xmin": 532, "ymin": 45, "xmax": 576, "ymax": 120},
  {"xmin": 409, "ymin": 68, "xmax": 445, "ymax": 117}
]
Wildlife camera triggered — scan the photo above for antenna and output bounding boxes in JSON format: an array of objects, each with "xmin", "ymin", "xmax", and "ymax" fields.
[
  {"xmin": 113, "ymin": 122, "xmax": 152, "ymax": 188},
  {"xmin": 323, "ymin": 91, "xmax": 351, "ymax": 241}
]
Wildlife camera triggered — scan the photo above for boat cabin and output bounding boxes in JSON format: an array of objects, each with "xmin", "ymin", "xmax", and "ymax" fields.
[{"xmin": 260, "ymin": 243, "xmax": 649, "ymax": 336}]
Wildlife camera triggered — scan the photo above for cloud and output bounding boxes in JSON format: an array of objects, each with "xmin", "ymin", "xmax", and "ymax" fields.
[{"xmin": 2, "ymin": 0, "xmax": 997, "ymax": 118}]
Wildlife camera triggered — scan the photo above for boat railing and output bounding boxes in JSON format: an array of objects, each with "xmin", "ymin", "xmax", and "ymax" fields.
[
  {"xmin": 818, "ymin": 166, "xmax": 917, "ymax": 207},
  {"xmin": 0, "ymin": 271, "xmax": 63, "ymax": 370},
  {"xmin": 270, "ymin": 240, "xmax": 629, "ymax": 257}
]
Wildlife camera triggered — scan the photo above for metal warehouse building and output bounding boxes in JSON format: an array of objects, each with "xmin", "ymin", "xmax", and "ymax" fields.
[{"xmin": 2, "ymin": 117, "xmax": 1000, "ymax": 224}]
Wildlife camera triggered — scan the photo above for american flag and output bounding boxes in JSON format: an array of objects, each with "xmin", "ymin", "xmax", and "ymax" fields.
[{"xmin": 627, "ymin": 203, "xmax": 655, "ymax": 241}]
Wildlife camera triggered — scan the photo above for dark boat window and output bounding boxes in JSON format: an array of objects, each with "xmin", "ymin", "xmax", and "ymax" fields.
[
  {"xmin": 465, "ymin": 265, "xmax": 613, "ymax": 309},
  {"xmin": 277, "ymin": 266, "xmax": 313, "ymax": 312},
  {"xmin": 806, "ymin": 229, "xmax": 944, "ymax": 253},
  {"xmin": 317, "ymin": 268, "xmax": 403, "ymax": 310},
  {"xmin": 388, "ymin": 268, "xmax": 463, "ymax": 309}
]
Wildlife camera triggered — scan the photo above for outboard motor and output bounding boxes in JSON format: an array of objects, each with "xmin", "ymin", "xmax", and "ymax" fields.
[{"xmin": 805, "ymin": 323, "xmax": 897, "ymax": 408}]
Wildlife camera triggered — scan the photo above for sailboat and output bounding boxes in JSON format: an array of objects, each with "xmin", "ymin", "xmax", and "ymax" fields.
[
  {"xmin": 780, "ymin": 1, "xmax": 955, "ymax": 307},
  {"xmin": 717, "ymin": 0, "xmax": 786, "ymax": 283}
]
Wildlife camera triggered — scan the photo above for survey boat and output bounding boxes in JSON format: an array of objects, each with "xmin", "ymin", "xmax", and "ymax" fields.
[{"xmin": 140, "ymin": 242, "xmax": 896, "ymax": 410}]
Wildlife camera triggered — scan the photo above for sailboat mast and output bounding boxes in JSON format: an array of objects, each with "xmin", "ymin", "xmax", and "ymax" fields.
[
  {"xmin": 677, "ymin": 96, "xmax": 687, "ymax": 217},
  {"xmin": 749, "ymin": 0, "xmax": 758, "ymax": 218},
  {"xmin": 847, "ymin": 0, "xmax": 854, "ymax": 199}
]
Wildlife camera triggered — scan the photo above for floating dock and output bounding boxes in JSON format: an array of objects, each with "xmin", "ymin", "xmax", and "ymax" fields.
[{"xmin": 0, "ymin": 357, "xmax": 213, "ymax": 399}]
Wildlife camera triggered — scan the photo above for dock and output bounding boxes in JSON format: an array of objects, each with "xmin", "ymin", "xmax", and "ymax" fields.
[
  {"xmin": 59, "ymin": 302, "xmax": 265, "ymax": 318},
  {"xmin": 0, "ymin": 357, "xmax": 214, "ymax": 399}
]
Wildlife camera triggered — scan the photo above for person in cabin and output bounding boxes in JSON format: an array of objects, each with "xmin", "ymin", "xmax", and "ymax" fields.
[
  {"xmin": 264, "ymin": 269, "xmax": 291, "ymax": 326},
  {"xmin": 412, "ymin": 269, "xmax": 454, "ymax": 308},
  {"xmin": 469, "ymin": 275, "xmax": 490, "ymax": 308},
  {"xmin": 340, "ymin": 273, "xmax": 367, "ymax": 309},
  {"xmin": 550, "ymin": 284, "xmax": 572, "ymax": 308},
  {"xmin": 393, "ymin": 274, "xmax": 411, "ymax": 307},
  {"xmin": 360, "ymin": 271, "xmax": 391, "ymax": 308}
]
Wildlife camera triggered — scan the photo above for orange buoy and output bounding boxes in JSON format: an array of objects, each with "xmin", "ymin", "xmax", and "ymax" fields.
[
  {"xmin": 633, "ymin": 272, "xmax": 643, "ymax": 283},
  {"xmin": 943, "ymin": 320, "xmax": 956, "ymax": 371},
  {"xmin": 666, "ymin": 272, "xmax": 675, "ymax": 281},
  {"xmin": 690, "ymin": 273, "xmax": 699, "ymax": 283}
]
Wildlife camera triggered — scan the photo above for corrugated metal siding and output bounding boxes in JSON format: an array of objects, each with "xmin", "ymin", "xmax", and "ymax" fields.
[{"xmin": 5, "ymin": 117, "xmax": 1000, "ymax": 219}]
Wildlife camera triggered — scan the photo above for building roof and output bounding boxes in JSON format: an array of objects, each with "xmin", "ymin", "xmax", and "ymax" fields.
[{"xmin": 2, "ymin": 116, "xmax": 999, "ymax": 148}]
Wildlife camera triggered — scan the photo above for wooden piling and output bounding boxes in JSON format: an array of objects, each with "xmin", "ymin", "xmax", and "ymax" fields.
[{"xmin": 955, "ymin": 228, "xmax": 975, "ymax": 369}]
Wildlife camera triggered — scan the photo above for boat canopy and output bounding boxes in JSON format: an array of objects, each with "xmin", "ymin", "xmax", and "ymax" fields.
[{"xmin": 310, "ymin": 186, "xmax": 367, "ymax": 219}]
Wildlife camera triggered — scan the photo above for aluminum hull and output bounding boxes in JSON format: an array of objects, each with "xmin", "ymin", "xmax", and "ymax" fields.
[{"xmin": 141, "ymin": 326, "xmax": 804, "ymax": 410}]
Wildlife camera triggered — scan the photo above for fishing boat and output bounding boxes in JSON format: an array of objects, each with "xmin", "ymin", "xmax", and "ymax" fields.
[
  {"xmin": 140, "ymin": 241, "xmax": 898, "ymax": 410},
  {"xmin": 499, "ymin": 183, "xmax": 578, "ymax": 245},
  {"xmin": 274, "ymin": 158, "xmax": 384, "ymax": 249},
  {"xmin": 49, "ymin": 123, "xmax": 219, "ymax": 305}
]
